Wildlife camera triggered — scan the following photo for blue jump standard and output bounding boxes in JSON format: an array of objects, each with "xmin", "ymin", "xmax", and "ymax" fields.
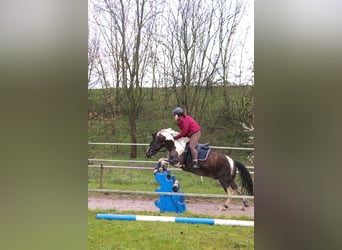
[
  {"xmin": 96, "ymin": 214, "xmax": 254, "ymax": 227},
  {"xmin": 154, "ymin": 172, "xmax": 186, "ymax": 213}
]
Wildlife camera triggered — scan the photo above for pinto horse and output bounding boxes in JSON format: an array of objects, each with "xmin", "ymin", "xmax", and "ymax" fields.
[{"xmin": 145, "ymin": 128, "xmax": 254, "ymax": 211}]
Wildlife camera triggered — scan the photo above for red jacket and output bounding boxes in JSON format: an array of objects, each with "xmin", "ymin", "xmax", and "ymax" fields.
[{"xmin": 175, "ymin": 115, "xmax": 201, "ymax": 139}]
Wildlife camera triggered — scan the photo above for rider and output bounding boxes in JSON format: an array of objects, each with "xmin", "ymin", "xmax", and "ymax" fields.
[{"xmin": 172, "ymin": 107, "xmax": 201, "ymax": 168}]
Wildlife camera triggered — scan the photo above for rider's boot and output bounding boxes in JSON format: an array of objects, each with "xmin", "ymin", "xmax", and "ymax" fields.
[{"xmin": 192, "ymin": 160, "xmax": 200, "ymax": 168}]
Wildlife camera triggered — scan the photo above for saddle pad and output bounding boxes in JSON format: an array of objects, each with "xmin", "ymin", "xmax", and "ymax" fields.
[{"xmin": 197, "ymin": 145, "xmax": 210, "ymax": 161}]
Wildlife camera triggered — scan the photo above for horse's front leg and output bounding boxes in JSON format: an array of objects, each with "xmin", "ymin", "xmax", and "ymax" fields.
[
  {"xmin": 154, "ymin": 158, "xmax": 170, "ymax": 174},
  {"xmin": 160, "ymin": 155, "xmax": 183, "ymax": 169}
]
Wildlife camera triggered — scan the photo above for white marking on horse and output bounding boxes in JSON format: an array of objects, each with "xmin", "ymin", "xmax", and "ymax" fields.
[
  {"xmin": 225, "ymin": 155, "xmax": 235, "ymax": 175},
  {"xmin": 157, "ymin": 128, "xmax": 189, "ymax": 156},
  {"xmin": 157, "ymin": 128, "xmax": 175, "ymax": 140}
]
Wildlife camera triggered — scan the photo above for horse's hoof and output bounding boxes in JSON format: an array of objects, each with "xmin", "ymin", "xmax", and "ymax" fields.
[
  {"xmin": 240, "ymin": 207, "xmax": 246, "ymax": 211},
  {"xmin": 219, "ymin": 205, "xmax": 228, "ymax": 211},
  {"xmin": 243, "ymin": 201, "xmax": 249, "ymax": 207},
  {"xmin": 172, "ymin": 180, "xmax": 179, "ymax": 192}
]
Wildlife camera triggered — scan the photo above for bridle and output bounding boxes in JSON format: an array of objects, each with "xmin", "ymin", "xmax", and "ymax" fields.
[
  {"xmin": 147, "ymin": 130, "xmax": 186, "ymax": 157},
  {"xmin": 148, "ymin": 136, "xmax": 167, "ymax": 155}
]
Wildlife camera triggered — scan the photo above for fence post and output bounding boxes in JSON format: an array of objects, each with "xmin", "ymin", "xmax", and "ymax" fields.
[{"xmin": 100, "ymin": 163, "xmax": 104, "ymax": 188}]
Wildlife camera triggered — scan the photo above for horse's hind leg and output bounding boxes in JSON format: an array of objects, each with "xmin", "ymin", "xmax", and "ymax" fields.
[
  {"xmin": 220, "ymin": 186, "xmax": 234, "ymax": 211},
  {"xmin": 231, "ymin": 181, "xmax": 249, "ymax": 207},
  {"xmin": 217, "ymin": 177, "xmax": 231, "ymax": 211},
  {"xmin": 217, "ymin": 171, "xmax": 236, "ymax": 211}
]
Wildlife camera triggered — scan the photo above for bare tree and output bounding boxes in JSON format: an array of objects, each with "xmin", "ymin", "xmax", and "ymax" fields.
[
  {"xmin": 159, "ymin": 0, "xmax": 248, "ymax": 122},
  {"xmin": 91, "ymin": 0, "xmax": 161, "ymax": 157},
  {"xmin": 88, "ymin": 0, "xmax": 254, "ymax": 152},
  {"xmin": 161, "ymin": 0, "xmax": 216, "ymax": 118},
  {"xmin": 216, "ymin": 0, "xmax": 247, "ymax": 100},
  {"xmin": 88, "ymin": 29, "xmax": 100, "ymax": 90}
]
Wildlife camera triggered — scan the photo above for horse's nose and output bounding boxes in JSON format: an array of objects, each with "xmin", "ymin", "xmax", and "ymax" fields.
[{"xmin": 146, "ymin": 150, "xmax": 152, "ymax": 158}]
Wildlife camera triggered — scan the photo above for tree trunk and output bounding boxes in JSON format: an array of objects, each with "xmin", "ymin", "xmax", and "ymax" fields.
[{"xmin": 129, "ymin": 113, "xmax": 137, "ymax": 158}]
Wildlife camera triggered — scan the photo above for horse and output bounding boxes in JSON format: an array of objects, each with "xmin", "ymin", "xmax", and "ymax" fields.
[{"xmin": 145, "ymin": 128, "xmax": 254, "ymax": 211}]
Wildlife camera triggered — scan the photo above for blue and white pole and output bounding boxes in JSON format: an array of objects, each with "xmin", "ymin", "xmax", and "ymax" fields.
[{"xmin": 96, "ymin": 214, "xmax": 254, "ymax": 227}]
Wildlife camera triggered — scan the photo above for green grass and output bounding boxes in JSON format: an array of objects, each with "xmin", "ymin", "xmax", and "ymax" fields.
[
  {"xmin": 88, "ymin": 210, "xmax": 254, "ymax": 249},
  {"xmin": 88, "ymin": 86, "xmax": 254, "ymax": 249},
  {"xmin": 88, "ymin": 159, "xmax": 255, "ymax": 249},
  {"xmin": 88, "ymin": 85, "xmax": 254, "ymax": 156},
  {"xmin": 88, "ymin": 167, "xmax": 253, "ymax": 195}
]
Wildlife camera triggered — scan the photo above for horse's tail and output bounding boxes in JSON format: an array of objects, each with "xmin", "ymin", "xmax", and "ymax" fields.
[{"xmin": 234, "ymin": 160, "xmax": 254, "ymax": 196}]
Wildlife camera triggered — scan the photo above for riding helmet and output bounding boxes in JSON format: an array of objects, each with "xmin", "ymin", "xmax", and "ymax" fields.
[{"xmin": 172, "ymin": 107, "xmax": 183, "ymax": 115}]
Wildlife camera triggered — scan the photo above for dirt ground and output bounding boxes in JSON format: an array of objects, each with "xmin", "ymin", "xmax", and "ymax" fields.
[{"xmin": 88, "ymin": 194, "xmax": 254, "ymax": 218}]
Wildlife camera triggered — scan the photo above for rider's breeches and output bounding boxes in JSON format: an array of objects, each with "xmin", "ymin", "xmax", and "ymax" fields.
[{"xmin": 189, "ymin": 130, "xmax": 201, "ymax": 161}]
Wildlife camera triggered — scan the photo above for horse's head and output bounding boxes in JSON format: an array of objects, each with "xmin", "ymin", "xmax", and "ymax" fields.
[
  {"xmin": 145, "ymin": 128, "xmax": 178, "ymax": 158},
  {"xmin": 145, "ymin": 132, "xmax": 166, "ymax": 158}
]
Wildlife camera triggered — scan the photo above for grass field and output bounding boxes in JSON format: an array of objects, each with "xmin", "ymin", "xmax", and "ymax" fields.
[
  {"xmin": 88, "ymin": 210, "xmax": 254, "ymax": 249},
  {"xmin": 88, "ymin": 165, "xmax": 254, "ymax": 249},
  {"xmin": 88, "ymin": 85, "xmax": 254, "ymax": 249},
  {"xmin": 88, "ymin": 144, "xmax": 254, "ymax": 249},
  {"xmin": 88, "ymin": 164, "xmax": 254, "ymax": 196}
]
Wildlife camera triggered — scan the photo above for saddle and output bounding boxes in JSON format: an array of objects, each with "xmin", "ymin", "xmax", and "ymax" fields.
[{"xmin": 183, "ymin": 142, "xmax": 211, "ymax": 163}]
